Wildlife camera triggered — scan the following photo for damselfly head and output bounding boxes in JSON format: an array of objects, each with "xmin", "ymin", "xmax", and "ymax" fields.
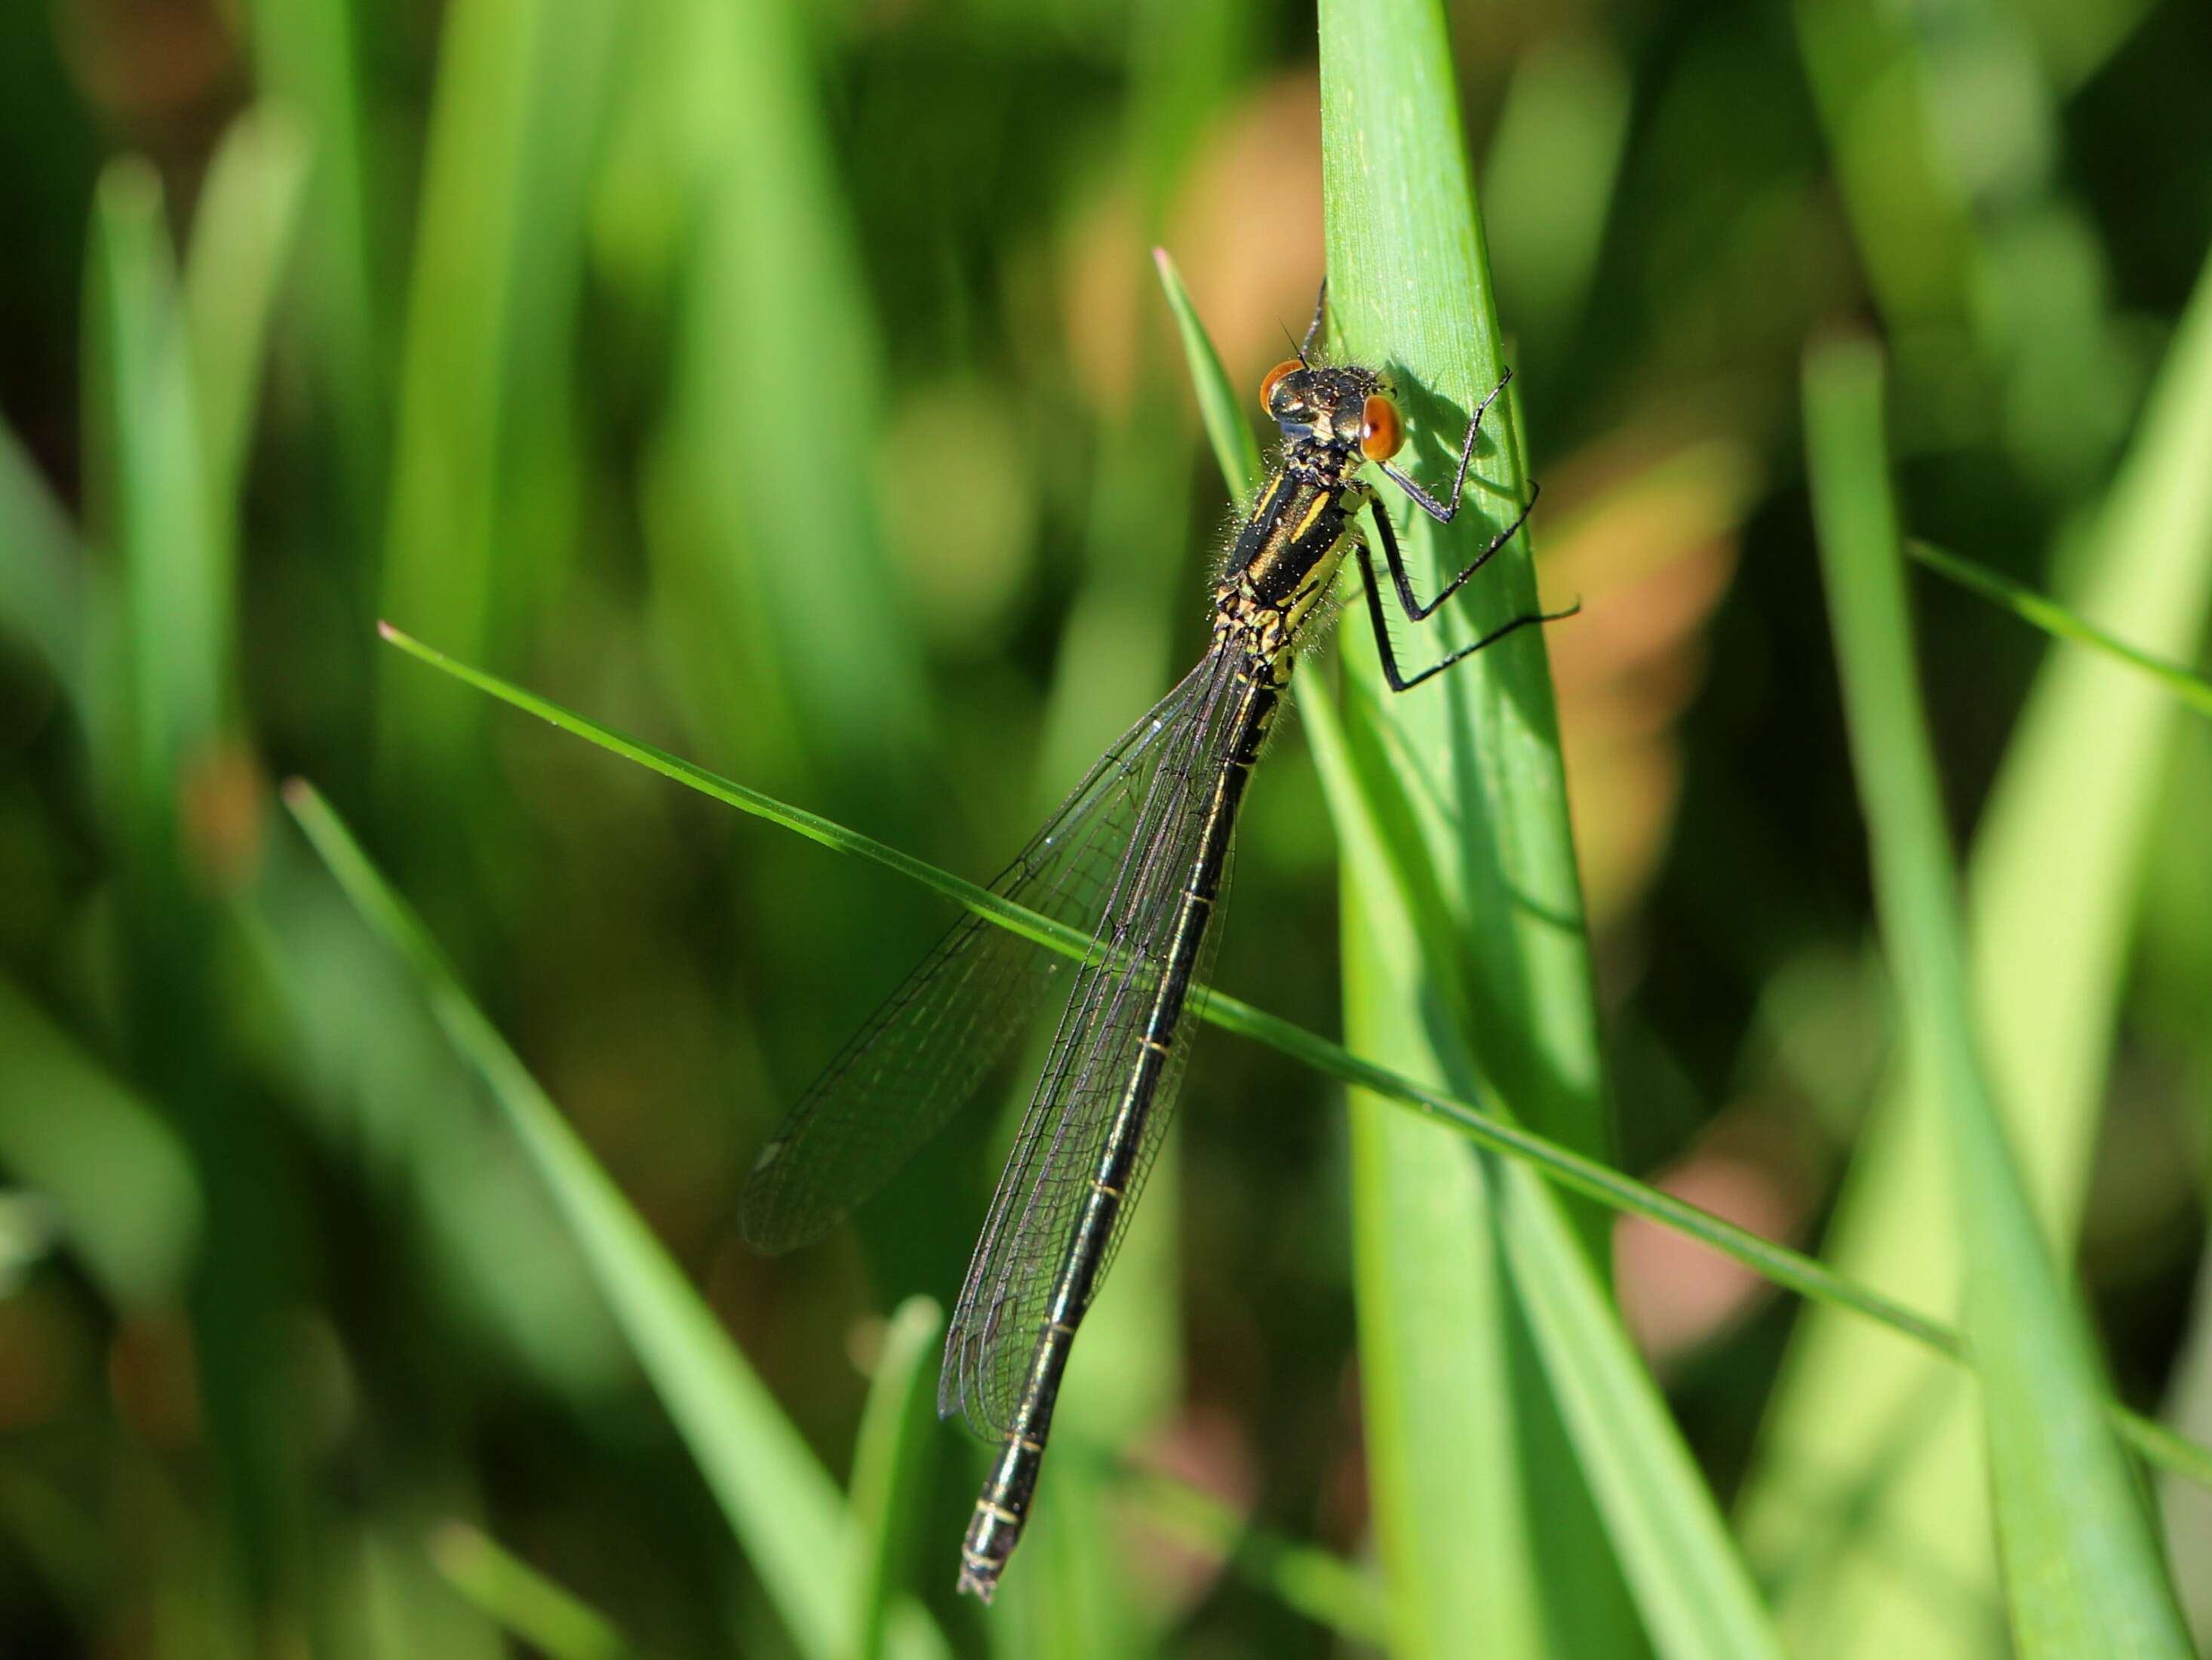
[{"xmin": 1258, "ymin": 361, "xmax": 1402, "ymax": 463}]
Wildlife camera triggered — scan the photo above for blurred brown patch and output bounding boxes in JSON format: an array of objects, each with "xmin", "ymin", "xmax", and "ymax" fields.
[
  {"xmin": 107, "ymin": 1308, "xmax": 199, "ymax": 1447},
  {"xmin": 57, "ymin": 0, "xmax": 238, "ymax": 153},
  {"xmin": 1064, "ymin": 72, "xmax": 1326, "ymax": 416},
  {"xmin": 1538, "ymin": 426, "xmax": 1759, "ymax": 930},
  {"xmin": 180, "ymin": 739, "xmax": 267, "ymax": 895},
  {"xmin": 0, "ymin": 1280, "xmax": 88, "ymax": 1431},
  {"xmin": 1124, "ymin": 1403, "xmax": 1254, "ymax": 1609},
  {"xmin": 1614, "ymin": 1115, "xmax": 1815, "ymax": 1367}
]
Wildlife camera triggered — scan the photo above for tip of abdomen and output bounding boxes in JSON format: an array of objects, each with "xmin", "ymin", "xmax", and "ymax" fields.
[
  {"xmin": 957, "ymin": 1552, "xmax": 1003, "ymax": 1602},
  {"xmin": 957, "ymin": 1491, "xmax": 1023, "ymax": 1601}
]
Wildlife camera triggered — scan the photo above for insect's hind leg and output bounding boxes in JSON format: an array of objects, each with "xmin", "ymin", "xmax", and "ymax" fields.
[{"xmin": 1353, "ymin": 541, "xmax": 1578, "ymax": 693}]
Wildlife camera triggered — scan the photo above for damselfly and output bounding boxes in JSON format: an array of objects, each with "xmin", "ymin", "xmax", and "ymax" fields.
[{"xmin": 741, "ymin": 285, "xmax": 1564, "ymax": 1601}]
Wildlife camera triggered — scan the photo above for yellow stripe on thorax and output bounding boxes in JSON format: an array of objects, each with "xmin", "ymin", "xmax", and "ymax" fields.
[{"xmin": 1291, "ymin": 488, "xmax": 1335, "ymax": 540}]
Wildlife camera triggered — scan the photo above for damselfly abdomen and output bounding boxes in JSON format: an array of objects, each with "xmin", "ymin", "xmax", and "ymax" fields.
[{"xmin": 741, "ymin": 284, "xmax": 1563, "ymax": 1601}]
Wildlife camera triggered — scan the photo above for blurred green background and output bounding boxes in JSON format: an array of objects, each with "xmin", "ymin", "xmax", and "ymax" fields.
[{"xmin": 3, "ymin": 0, "xmax": 2210, "ymax": 1654}]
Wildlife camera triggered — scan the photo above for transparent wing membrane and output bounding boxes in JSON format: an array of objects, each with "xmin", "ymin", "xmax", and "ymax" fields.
[
  {"xmin": 942, "ymin": 650, "xmax": 1259, "ymax": 1437},
  {"xmin": 737, "ymin": 653, "xmax": 1239, "ymax": 1255}
]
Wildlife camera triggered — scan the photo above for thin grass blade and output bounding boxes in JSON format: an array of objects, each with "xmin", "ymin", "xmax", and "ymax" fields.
[
  {"xmin": 1908, "ymin": 539, "xmax": 2212, "ymax": 721},
  {"xmin": 1805, "ymin": 334, "xmax": 2190, "ymax": 1657},
  {"xmin": 183, "ymin": 105, "xmax": 311, "ymax": 508},
  {"xmin": 1153, "ymin": 247, "xmax": 1264, "ymax": 509},
  {"xmin": 429, "ymin": 1523, "xmax": 631, "ymax": 1660},
  {"xmin": 1741, "ymin": 250, "xmax": 2212, "ymax": 1655},
  {"xmin": 283, "ymin": 781, "xmax": 949, "ymax": 1660},
  {"xmin": 371, "ymin": 624, "xmax": 2212, "ymax": 1501},
  {"xmin": 846, "ymin": 1296, "xmax": 942, "ymax": 1660}
]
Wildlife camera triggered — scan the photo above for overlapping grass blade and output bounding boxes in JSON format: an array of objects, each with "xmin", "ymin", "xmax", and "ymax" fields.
[
  {"xmin": 649, "ymin": 0, "xmax": 934, "ymax": 795},
  {"xmin": 1805, "ymin": 334, "xmax": 2189, "ymax": 1656},
  {"xmin": 1740, "ymin": 248, "xmax": 2212, "ymax": 1655},
  {"xmin": 1318, "ymin": 1, "xmax": 1785, "ymax": 1652},
  {"xmin": 88, "ymin": 155, "xmax": 315, "ymax": 1623},
  {"xmin": 284, "ymin": 782, "xmax": 949, "ymax": 1660},
  {"xmin": 372, "ymin": 622, "xmax": 2212, "ymax": 1504}
]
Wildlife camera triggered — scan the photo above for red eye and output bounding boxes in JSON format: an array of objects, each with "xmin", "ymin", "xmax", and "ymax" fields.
[
  {"xmin": 1360, "ymin": 395, "xmax": 1402, "ymax": 461},
  {"xmin": 1259, "ymin": 359, "xmax": 1301, "ymax": 414}
]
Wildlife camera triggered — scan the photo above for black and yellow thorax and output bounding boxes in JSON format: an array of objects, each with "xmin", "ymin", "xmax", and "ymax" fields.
[{"xmin": 1212, "ymin": 458, "xmax": 1369, "ymax": 680}]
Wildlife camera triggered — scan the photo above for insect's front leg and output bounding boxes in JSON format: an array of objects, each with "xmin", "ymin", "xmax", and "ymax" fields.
[
  {"xmin": 1364, "ymin": 469, "xmax": 1537, "ymax": 624},
  {"xmin": 1378, "ymin": 366, "xmax": 1521, "ymax": 527}
]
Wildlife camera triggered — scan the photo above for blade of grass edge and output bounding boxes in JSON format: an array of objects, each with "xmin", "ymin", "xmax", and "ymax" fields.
[
  {"xmin": 1320, "ymin": 1, "xmax": 1782, "ymax": 1653},
  {"xmin": 1907, "ymin": 540, "xmax": 2212, "ymax": 721},
  {"xmin": 847, "ymin": 1296, "xmax": 942, "ymax": 1660},
  {"xmin": 0, "ymin": 420, "xmax": 86, "ymax": 700},
  {"xmin": 1738, "ymin": 244, "xmax": 2212, "ymax": 1655},
  {"xmin": 368, "ymin": 624, "xmax": 2212, "ymax": 1498},
  {"xmin": 1316, "ymin": 1, "xmax": 1630, "ymax": 1650},
  {"xmin": 1152, "ymin": 247, "xmax": 1265, "ymax": 509},
  {"xmin": 281, "ymin": 781, "xmax": 948, "ymax": 1660},
  {"xmin": 428, "ymin": 1522, "xmax": 631, "ymax": 1660},
  {"xmin": 1805, "ymin": 334, "xmax": 2190, "ymax": 1656},
  {"xmin": 183, "ymin": 105, "xmax": 312, "ymax": 512},
  {"xmin": 1311, "ymin": 680, "xmax": 1782, "ymax": 1660}
]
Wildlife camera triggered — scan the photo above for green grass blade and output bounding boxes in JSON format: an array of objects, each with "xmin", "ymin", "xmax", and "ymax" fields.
[
  {"xmin": 183, "ymin": 105, "xmax": 312, "ymax": 510},
  {"xmin": 1740, "ymin": 247, "xmax": 2212, "ymax": 1655},
  {"xmin": 429, "ymin": 1522, "xmax": 631, "ymax": 1660},
  {"xmin": 283, "ymin": 781, "xmax": 946, "ymax": 1660},
  {"xmin": 649, "ymin": 0, "xmax": 934, "ymax": 791},
  {"xmin": 1313, "ymin": 678, "xmax": 1782, "ymax": 1660},
  {"xmin": 1315, "ymin": 3, "xmax": 1633, "ymax": 1650},
  {"xmin": 0, "ymin": 417, "xmax": 84, "ymax": 699},
  {"xmin": 375, "ymin": 0, "xmax": 621, "ymax": 783},
  {"xmin": 88, "ymin": 161, "xmax": 228, "ymax": 803},
  {"xmin": 1805, "ymin": 334, "xmax": 2190, "ymax": 1657},
  {"xmin": 1908, "ymin": 539, "xmax": 2212, "ymax": 721},
  {"xmin": 371, "ymin": 623, "xmax": 2212, "ymax": 1502},
  {"xmin": 0, "ymin": 978, "xmax": 201, "ymax": 1308},
  {"xmin": 847, "ymin": 1296, "xmax": 942, "ymax": 1660},
  {"xmin": 243, "ymin": 0, "xmax": 384, "ymax": 484},
  {"xmin": 88, "ymin": 155, "xmax": 318, "ymax": 1624},
  {"xmin": 1152, "ymin": 246, "xmax": 1264, "ymax": 508},
  {"xmin": 1319, "ymin": 2, "xmax": 1790, "ymax": 1653},
  {"xmin": 1320, "ymin": 0, "xmax": 1606, "ymax": 1165}
]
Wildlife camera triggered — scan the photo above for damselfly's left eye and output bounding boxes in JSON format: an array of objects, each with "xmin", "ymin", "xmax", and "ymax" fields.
[
  {"xmin": 1259, "ymin": 359, "xmax": 1301, "ymax": 414},
  {"xmin": 1359, "ymin": 395, "xmax": 1402, "ymax": 462}
]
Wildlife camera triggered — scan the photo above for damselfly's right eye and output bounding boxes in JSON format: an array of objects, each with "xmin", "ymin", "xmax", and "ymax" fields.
[
  {"xmin": 1259, "ymin": 359, "xmax": 1301, "ymax": 415},
  {"xmin": 1359, "ymin": 395, "xmax": 1403, "ymax": 462}
]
